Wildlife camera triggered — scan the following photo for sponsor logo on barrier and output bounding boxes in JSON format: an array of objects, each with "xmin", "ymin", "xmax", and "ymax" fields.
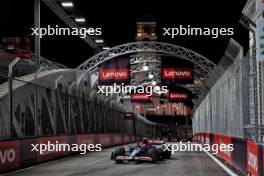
[
  {"xmin": 220, "ymin": 140, "xmax": 232, "ymax": 158},
  {"xmin": 0, "ymin": 149, "xmax": 16, "ymax": 164},
  {"xmin": 248, "ymin": 152, "xmax": 258, "ymax": 172},
  {"xmin": 214, "ymin": 135, "xmax": 233, "ymax": 164},
  {"xmin": 247, "ymin": 141, "xmax": 259, "ymax": 176},
  {"xmin": 0, "ymin": 141, "xmax": 20, "ymax": 172}
]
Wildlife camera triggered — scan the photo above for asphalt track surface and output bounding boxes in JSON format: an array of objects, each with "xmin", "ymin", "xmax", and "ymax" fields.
[{"xmin": 4, "ymin": 144, "xmax": 229, "ymax": 176}]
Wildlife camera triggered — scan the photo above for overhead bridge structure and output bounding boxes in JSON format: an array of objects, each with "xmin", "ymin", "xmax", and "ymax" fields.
[{"xmin": 0, "ymin": 41, "xmax": 221, "ymax": 140}]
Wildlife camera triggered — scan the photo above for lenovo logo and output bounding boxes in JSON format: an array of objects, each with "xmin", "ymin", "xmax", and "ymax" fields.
[
  {"xmin": 169, "ymin": 93, "xmax": 187, "ymax": 100},
  {"xmin": 0, "ymin": 149, "xmax": 16, "ymax": 164},
  {"xmin": 248, "ymin": 152, "xmax": 258, "ymax": 172},
  {"xmin": 131, "ymin": 94, "xmax": 150, "ymax": 100},
  {"xmin": 162, "ymin": 68, "xmax": 193, "ymax": 79},
  {"xmin": 99, "ymin": 69, "xmax": 129, "ymax": 80}
]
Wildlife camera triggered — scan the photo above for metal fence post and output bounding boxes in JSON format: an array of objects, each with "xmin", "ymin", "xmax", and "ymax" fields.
[
  {"xmin": 8, "ymin": 57, "xmax": 21, "ymax": 139},
  {"xmin": 68, "ymin": 82, "xmax": 76, "ymax": 135},
  {"xmin": 34, "ymin": 0, "xmax": 41, "ymax": 137},
  {"xmin": 54, "ymin": 75, "xmax": 64, "ymax": 135},
  {"xmin": 34, "ymin": 67, "xmax": 43, "ymax": 137}
]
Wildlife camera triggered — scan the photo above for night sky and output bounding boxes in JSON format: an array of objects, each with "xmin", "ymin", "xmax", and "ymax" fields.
[{"xmin": 0, "ymin": 0, "xmax": 249, "ymax": 68}]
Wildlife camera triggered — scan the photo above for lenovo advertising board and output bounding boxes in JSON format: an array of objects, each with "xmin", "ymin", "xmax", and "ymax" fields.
[
  {"xmin": 0, "ymin": 141, "xmax": 20, "ymax": 172},
  {"xmin": 213, "ymin": 134, "xmax": 233, "ymax": 165},
  {"xmin": 161, "ymin": 56, "xmax": 194, "ymax": 85},
  {"xmin": 247, "ymin": 140, "xmax": 259, "ymax": 176},
  {"xmin": 168, "ymin": 92, "xmax": 188, "ymax": 102},
  {"xmin": 131, "ymin": 93, "xmax": 151, "ymax": 103},
  {"xmin": 99, "ymin": 57, "xmax": 130, "ymax": 85}
]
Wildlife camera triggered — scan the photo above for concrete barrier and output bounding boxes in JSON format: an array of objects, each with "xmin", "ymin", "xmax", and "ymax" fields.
[
  {"xmin": 0, "ymin": 133, "xmax": 136, "ymax": 174},
  {"xmin": 193, "ymin": 132, "xmax": 263, "ymax": 176}
]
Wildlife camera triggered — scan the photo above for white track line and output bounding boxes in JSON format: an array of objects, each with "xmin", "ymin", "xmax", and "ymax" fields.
[{"xmin": 204, "ymin": 150, "xmax": 238, "ymax": 176}]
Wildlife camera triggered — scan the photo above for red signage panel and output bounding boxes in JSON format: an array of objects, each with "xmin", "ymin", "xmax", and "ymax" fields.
[
  {"xmin": 214, "ymin": 134, "xmax": 232, "ymax": 165},
  {"xmin": 99, "ymin": 68, "xmax": 129, "ymax": 80},
  {"xmin": 76, "ymin": 135, "xmax": 95, "ymax": 145},
  {"xmin": 169, "ymin": 92, "xmax": 188, "ymax": 100},
  {"xmin": 161, "ymin": 56, "xmax": 194, "ymax": 85},
  {"xmin": 36, "ymin": 136, "xmax": 69, "ymax": 162},
  {"xmin": 247, "ymin": 140, "xmax": 259, "ymax": 176},
  {"xmin": 100, "ymin": 134, "xmax": 112, "ymax": 147},
  {"xmin": 99, "ymin": 57, "xmax": 130, "ymax": 85},
  {"xmin": 131, "ymin": 93, "xmax": 151, "ymax": 102},
  {"xmin": 162, "ymin": 68, "xmax": 193, "ymax": 79},
  {"xmin": 0, "ymin": 140, "xmax": 20, "ymax": 172}
]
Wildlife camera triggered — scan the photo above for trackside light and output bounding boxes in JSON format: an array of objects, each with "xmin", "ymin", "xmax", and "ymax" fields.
[
  {"xmin": 75, "ymin": 18, "xmax": 86, "ymax": 22},
  {"xmin": 148, "ymin": 73, "xmax": 154, "ymax": 79},
  {"xmin": 142, "ymin": 63, "xmax": 149, "ymax": 71},
  {"xmin": 103, "ymin": 46, "xmax": 110, "ymax": 50},
  {"xmin": 95, "ymin": 39, "xmax": 104, "ymax": 43},
  {"xmin": 61, "ymin": 2, "xmax": 74, "ymax": 7},
  {"xmin": 109, "ymin": 53, "xmax": 116, "ymax": 57}
]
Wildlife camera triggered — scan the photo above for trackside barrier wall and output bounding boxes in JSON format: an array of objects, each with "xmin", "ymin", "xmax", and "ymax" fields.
[
  {"xmin": 0, "ymin": 133, "xmax": 139, "ymax": 174},
  {"xmin": 193, "ymin": 132, "xmax": 263, "ymax": 176}
]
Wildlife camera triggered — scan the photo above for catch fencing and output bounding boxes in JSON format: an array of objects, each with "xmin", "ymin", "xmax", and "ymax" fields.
[{"xmin": 0, "ymin": 77, "xmax": 154, "ymax": 140}]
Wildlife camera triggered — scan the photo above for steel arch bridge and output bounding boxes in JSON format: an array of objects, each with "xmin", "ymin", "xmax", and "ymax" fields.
[{"xmin": 76, "ymin": 42, "xmax": 218, "ymax": 86}]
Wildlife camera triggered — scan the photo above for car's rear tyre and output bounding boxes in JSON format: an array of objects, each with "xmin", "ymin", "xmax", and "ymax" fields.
[
  {"xmin": 165, "ymin": 151, "xmax": 171, "ymax": 159},
  {"xmin": 156, "ymin": 148, "xmax": 164, "ymax": 160},
  {"xmin": 161, "ymin": 145, "xmax": 171, "ymax": 159},
  {"xmin": 113, "ymin": 147, "xmax": 125, "ymax": 163},
  {"xmin": 147, "ymin": 147, "xmax": 158, "ymax": 163}
]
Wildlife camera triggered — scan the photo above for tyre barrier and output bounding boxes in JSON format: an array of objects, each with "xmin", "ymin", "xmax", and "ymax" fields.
[
  {"xmin": 193, "ymin": 132, "xmax": 263, "ymax": 176},
  {"xmin": 0, "ymin": 133, "xmax": 138, "ymax": 174}
]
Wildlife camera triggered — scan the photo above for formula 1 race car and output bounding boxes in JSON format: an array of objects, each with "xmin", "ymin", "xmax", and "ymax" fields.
[
  {"xmin": 111, "ymin": 140, "xmax": 171, "ymax": 163},
  {"xmin": 148, "ymin": 139, "xmax": 171, "ymax": 159}
]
